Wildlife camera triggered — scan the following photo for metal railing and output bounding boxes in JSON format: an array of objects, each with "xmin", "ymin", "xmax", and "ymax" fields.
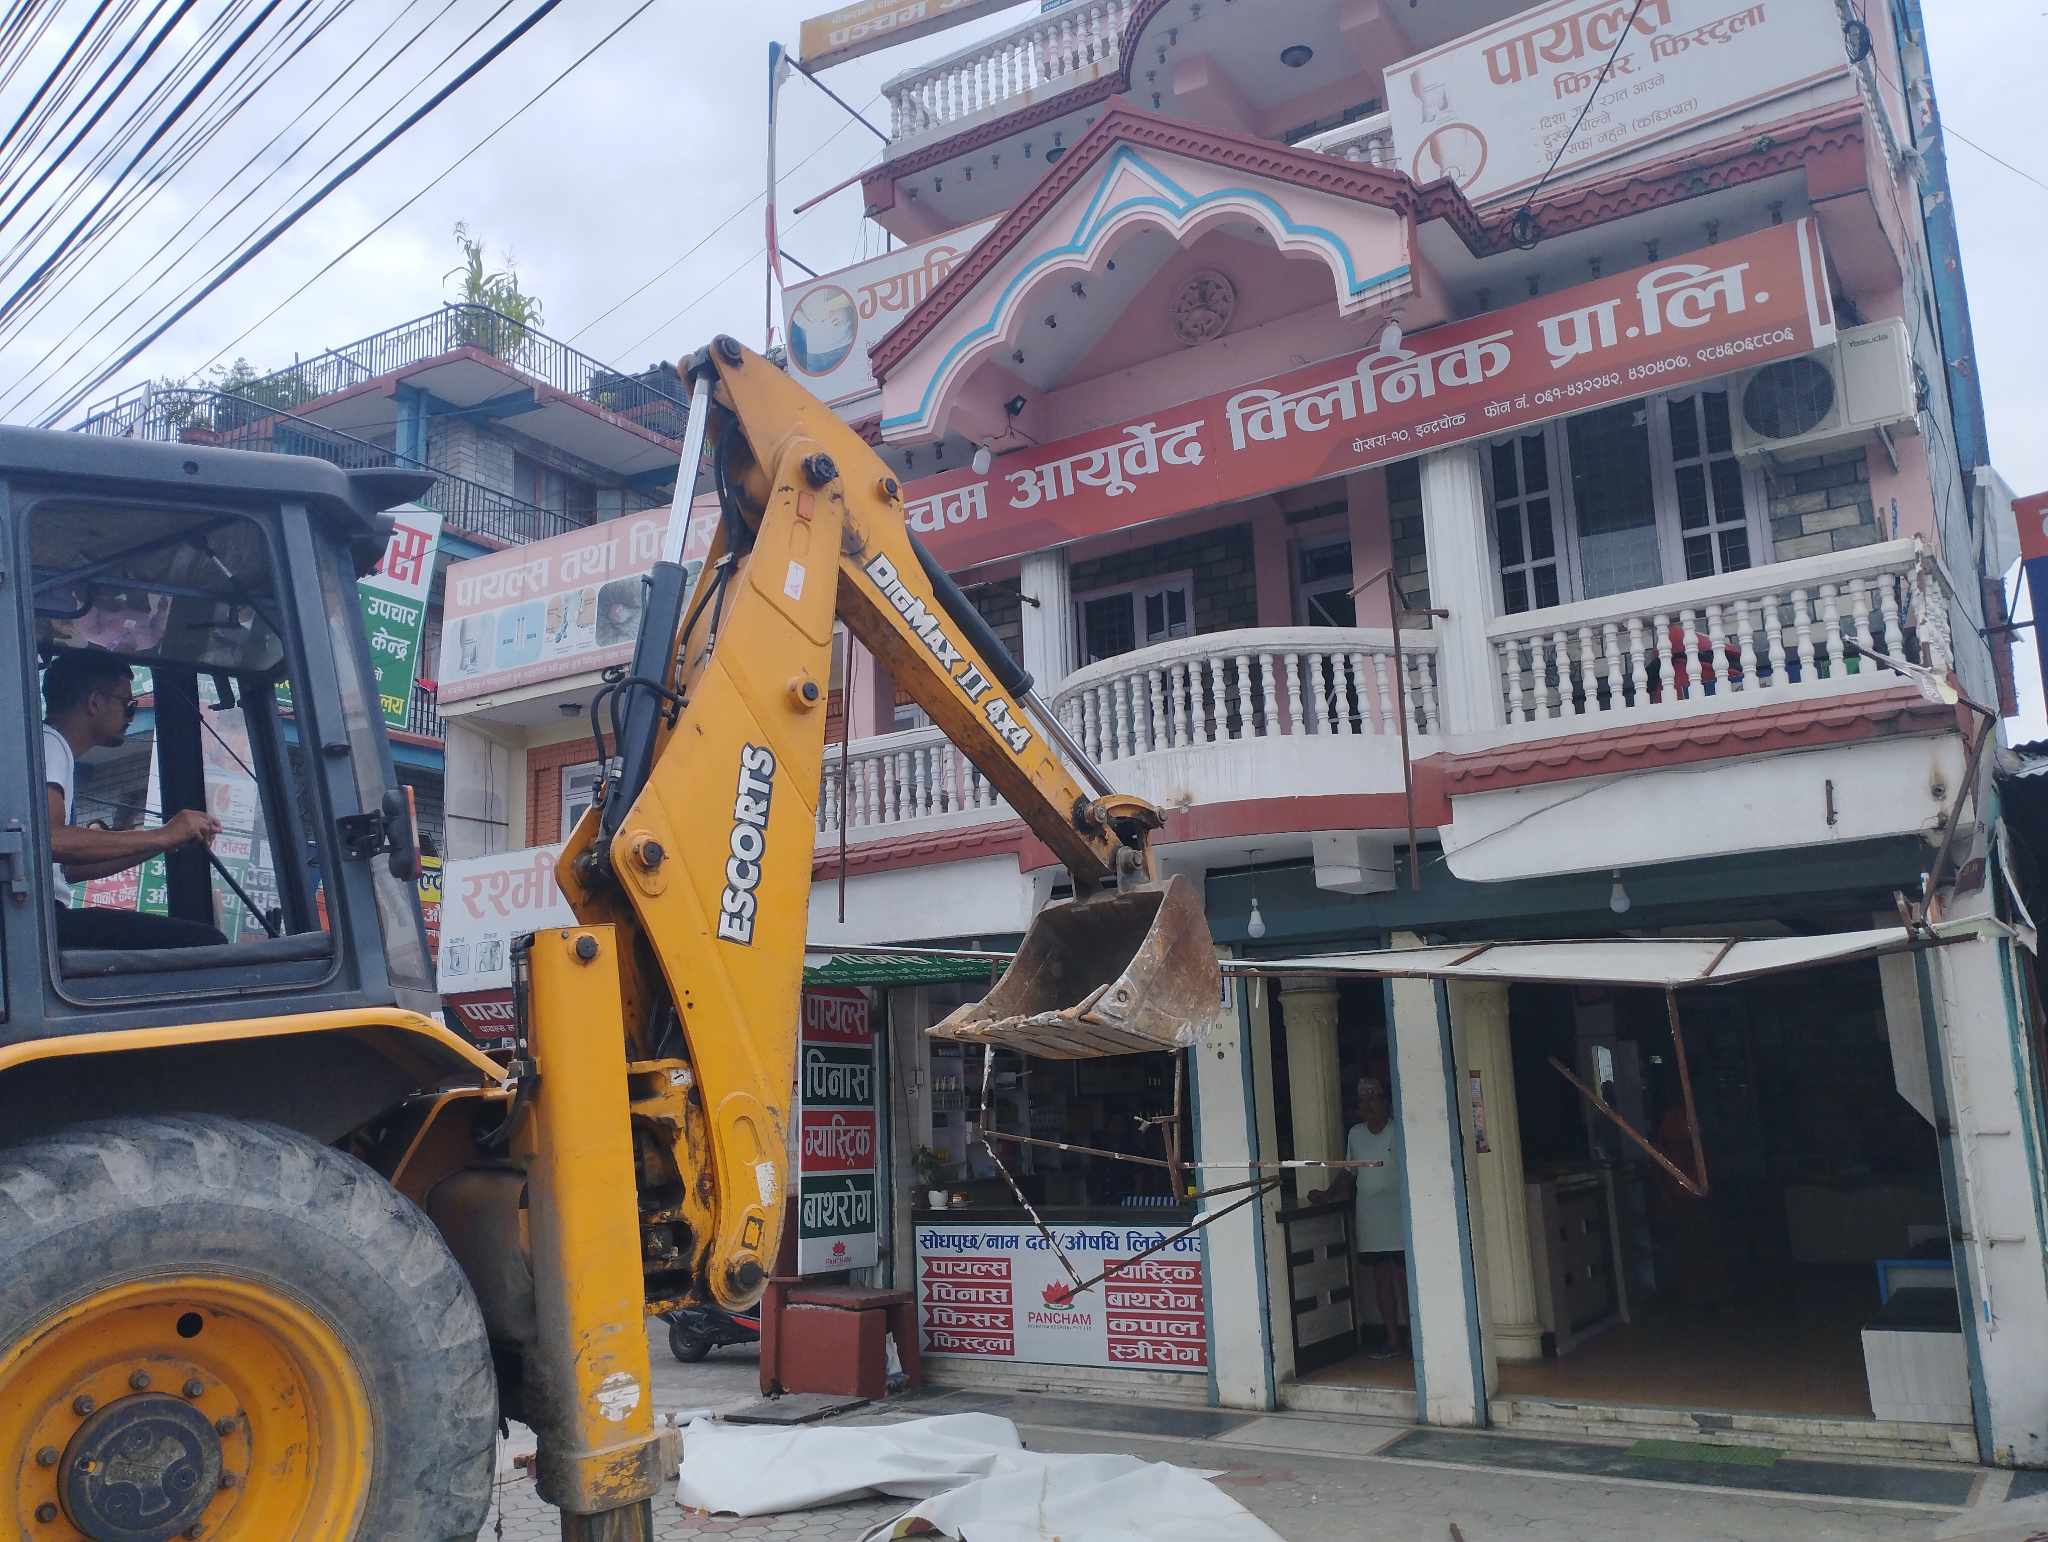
[
  {"xmin": 79, "ymin": 304, "xmax": 688, "ymax": 444},
  {"xmin": 72, "ymin": 387, "xmax": 588, "ymax": 547},
  {"xmin": 884, "ymin": 0, "xmax": 1135, "ymax": 145},
  {"xmin": 405, "ymin": 680, "xmax": 445, "ymax": 740}
]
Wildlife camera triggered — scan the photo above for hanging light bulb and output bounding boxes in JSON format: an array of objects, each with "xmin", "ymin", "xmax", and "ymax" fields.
[
  {"xmin": 1246, "ymin": 847, "xmax": 1266, "ymax": 938},
  {"xmin": 1609, "ymin": 871, "xmax": 1632, "ymax": 916}
]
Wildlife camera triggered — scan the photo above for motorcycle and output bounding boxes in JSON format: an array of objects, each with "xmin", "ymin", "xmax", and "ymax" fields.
[{"xmin": 664, "ymin": 1302, "xmax": 761, "ymax": 1363}]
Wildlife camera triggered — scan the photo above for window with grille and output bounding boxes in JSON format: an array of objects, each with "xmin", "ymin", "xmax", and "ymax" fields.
[
  {"xmin": 1667, "ymin": 391, "xmax": 1754, "ymax": 580},
  {"xmin": 1488, "ymin": 432, "xmax": 1562, "ymax": 616}
]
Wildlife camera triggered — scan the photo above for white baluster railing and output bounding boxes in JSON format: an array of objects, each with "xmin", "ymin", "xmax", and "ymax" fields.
[
  {"xmin": 1485, "ymin": 539, "xmax": 1951, "ymax": 731},
  {"xmin": 883, "ymin": 0, "xmax": 1135, "ymax": 145},
  {"xmin": 1050, "ymin": 626, "xmax": 1440, "ymax": 767},
  {"xmin": 818, "ymin": 724, "xmax": 1011, "ymax": 840},
  {"xmin": 1291, "ymin": 112, "xmax": 1397, "ymax": 171}
]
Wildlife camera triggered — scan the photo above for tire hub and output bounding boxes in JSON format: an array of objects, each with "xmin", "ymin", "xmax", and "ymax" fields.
[{"xmin": 60, "ymin": 1393, "xmax": 221, "ymax": 1542}]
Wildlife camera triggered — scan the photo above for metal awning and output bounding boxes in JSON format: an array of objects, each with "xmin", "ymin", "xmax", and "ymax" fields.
[
  {"xmin": 802, "ymin": 949, "xmax": 1008, "ymax": 986},
  {"xmin": 1241, "ymin": 925, "xmax": 1940, "ymax": 990}
]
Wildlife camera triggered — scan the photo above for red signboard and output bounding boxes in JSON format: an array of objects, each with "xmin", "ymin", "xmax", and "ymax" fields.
[
  {"xmin": 801, "ymin": 986, "xmax": 873, "ymax": 1046},
  {"xmin": 798, "ymin": 1108, "xmax": 880, "ymax": 1174},
  {"xmin": 901, "ymin": 219, "xmax": 1834, "ymax": 570}
]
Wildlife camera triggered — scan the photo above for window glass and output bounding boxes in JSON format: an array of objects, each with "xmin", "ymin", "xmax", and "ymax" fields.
[
  {"xmin": 1296, "ymin": 538, "xmax": 1356, "ymax": 627},
  {"xmin": 1567, "ymin": 403, "xmax": 1662, "ymax": 599},
  {"xmin": 1078, "ymin": 593, "xmax": 1137, "ymax": 664},
  {"xmin": 561, "ymin": 760, "xmax": 602, "ymax": 833},
  {"xmin": 1667, "ymin": 391, "xmax": 1755, "ymax": 581},
  {"xmin": 1489, "ymin": 431, "xmax": 1562, "ymax": 616}
]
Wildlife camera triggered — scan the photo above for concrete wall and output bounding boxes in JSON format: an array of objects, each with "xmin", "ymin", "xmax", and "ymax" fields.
[{"xmin": 1767, "ymin": 448, "xmax": 1882, "ymax": 559}]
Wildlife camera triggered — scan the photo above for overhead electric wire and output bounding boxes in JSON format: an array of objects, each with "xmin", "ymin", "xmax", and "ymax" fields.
[
  {"xmin": 5, "ymin": 0, "xmax": 519, "ymax": 417},
  {"xmin": 0, "ymin": 0, "xmax": 354, "ymax": 334},
  {"xmin": 0, "ymin": 0, "xmax": 117, "ymax": 168},
  {"xmin": 563, "ymin": 92, "xmax": 883, "ymax": 349},
  {"xmin": 0, "ymin": 0, "xmax": 139, "ymax": 188},
  {"xmin": 1501, "ymin": 0, "xmax": 1646, "ymax": 238},
  {"xmin": 0, "ymin": 0, "xmax": 261, "ymax": 278},
  {"xmin": 35, "ymin": 0, "xmax": 606, "ymax": 427},
  {"xmin": 0, "ymin": 0, "xmax": 292, "ymax": 323},
  {"xmin": 0, "ymin": 0, "xmax": 66, "ymax": 102},
  {"xmin": 0, "ymin": 0, "xmax": 447, "ymax": 391},
  {"xmin": 0, "ymin": 0, "xmax": 196, "ymax": 242},
  {"xmin": 175, "ymin": 0, "xmax": 665, "ymax": 395}
]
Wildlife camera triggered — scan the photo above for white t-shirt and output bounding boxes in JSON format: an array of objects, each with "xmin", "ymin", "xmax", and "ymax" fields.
[
  {"xmin": 1345, "ymin": 1117, "xmax": 1404, "ymax": 1254},
  {"xmin": 43, "ymin": 724, "xmax": 73, "ymax": 894}
]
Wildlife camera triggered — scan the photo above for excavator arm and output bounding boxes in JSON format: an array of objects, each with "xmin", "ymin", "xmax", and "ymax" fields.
[{"xmin": 525, "ymin": 339, "xmax": 1215, "ymax": 1536}]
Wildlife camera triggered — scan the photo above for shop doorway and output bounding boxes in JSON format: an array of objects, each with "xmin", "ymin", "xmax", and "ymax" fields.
[
  {"xmin": 1262, "ymin": 975, "xmax": 1417, "ymax": 1397},
  {"xmin": 1489, "ymin": 960, "xmax": 1963, "ymax": 1430}
]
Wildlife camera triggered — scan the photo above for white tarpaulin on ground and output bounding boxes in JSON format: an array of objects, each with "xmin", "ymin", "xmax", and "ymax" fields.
[
  {"xmin": 1244, "ymin": 926, "xmax": 1939, "ymax": 989},
  {"xmin": 675, "ymin": 1413, "xmax": 1281, "ymax": 1541}
]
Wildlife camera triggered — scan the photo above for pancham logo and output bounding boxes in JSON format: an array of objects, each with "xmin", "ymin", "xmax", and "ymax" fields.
[
  {"xmin": 716, "ymin": 744, "xmax": 776, "ymax": 944},
  {"xmin": 862, "ymin": 552, "xmax": 1033, "ymax": 753}
]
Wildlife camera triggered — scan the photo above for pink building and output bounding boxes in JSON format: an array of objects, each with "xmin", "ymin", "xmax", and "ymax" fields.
[{"xmin": 446, "ymin": 0, "xmax": 2048, "ymax": 1466}]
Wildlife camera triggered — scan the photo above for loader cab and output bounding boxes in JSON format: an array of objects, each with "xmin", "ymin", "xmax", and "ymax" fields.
[{"xmin": 0, "ymin": 427, "xmax": 439, "ymax": 1042}]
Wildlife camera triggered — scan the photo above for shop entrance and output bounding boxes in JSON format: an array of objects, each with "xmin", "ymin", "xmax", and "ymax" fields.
[
  {"xmin": 1261, "ymin": 974, "xmax": 1417, "ymax": 1397},
  {"xmin": 1489, "ymin": 959, "xmax": 1963, "ymax": 1430}
]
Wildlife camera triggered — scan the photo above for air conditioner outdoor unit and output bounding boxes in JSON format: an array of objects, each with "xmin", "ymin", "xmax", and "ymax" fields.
[{"xmin": 1730, "ymin": 318, "xmax": 1919, "ymax": 460}]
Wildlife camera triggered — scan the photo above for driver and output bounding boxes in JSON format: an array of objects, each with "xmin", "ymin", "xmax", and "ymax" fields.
[{"xmin": 44, "ymin": 652, "xmax": 226, "ymax": 951}]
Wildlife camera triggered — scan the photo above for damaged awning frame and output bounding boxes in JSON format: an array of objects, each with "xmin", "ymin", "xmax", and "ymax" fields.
[{"xmin": 852, "ymin": 924, "xmax": 1954, "ymax": 1293}]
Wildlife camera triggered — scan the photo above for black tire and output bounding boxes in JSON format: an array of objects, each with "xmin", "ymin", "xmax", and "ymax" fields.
[
  {"xmin": 0, "ymin": 1114, "xmax": 495, "ymax": 1541},
  {"xmin": 668, "ymin": 1317, "xmax": 714, "ymax": 1362}
]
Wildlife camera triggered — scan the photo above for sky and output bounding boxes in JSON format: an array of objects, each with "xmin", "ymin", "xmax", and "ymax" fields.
[{"xmin": 0, "ymin": 0, "xmax": 2037, "ymax": 471}]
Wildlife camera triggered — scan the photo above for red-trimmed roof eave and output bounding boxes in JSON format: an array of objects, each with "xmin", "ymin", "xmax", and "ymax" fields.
[
  {"xmin": 870, "ymin": 103, "xmax": 1443, "ymax": 383},
  {"xmin": 1444, "ymin": 685, "xmax": 1957, "ymax": 797}
]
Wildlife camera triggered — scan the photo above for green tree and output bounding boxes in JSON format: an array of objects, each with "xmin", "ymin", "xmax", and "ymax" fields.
[{"xmin": 445, "ymin": 222, "xmax": 544, "ymax": 362}]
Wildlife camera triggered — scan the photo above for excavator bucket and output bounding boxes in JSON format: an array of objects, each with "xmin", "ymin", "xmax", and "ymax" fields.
[{"xmin": 930, "ymin": 875, "xmax": 1222, "ymax": 1059}]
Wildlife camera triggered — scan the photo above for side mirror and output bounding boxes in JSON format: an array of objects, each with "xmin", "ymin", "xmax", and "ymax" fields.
[{"xmin": 381, "ymin": 788, "xmax": 419, "ymax": 881}]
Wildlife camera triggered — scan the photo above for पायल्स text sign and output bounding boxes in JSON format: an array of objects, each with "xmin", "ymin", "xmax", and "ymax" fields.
[
  {"xmin": 797, "ymin": 988, "xmax": 882, "ymax": 1274},
  {"xmin": 1384, "ymin": 0, "xmax": 1853, "ymax": 206}
]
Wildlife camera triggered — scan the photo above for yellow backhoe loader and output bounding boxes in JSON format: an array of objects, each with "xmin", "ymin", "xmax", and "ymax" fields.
[{"xmin": 0, "ymin": 338, "xmax": 1220, "ymax": 1541}]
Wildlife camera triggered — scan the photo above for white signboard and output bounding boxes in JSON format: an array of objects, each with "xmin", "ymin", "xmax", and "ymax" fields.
[
  {"xmin": 436, "ymin": 844, "xmax": 575, "ymax": 996},
  {"xmin": 782, "ymin": 219, "xmax": 998, "ymax": 407},
  {"xmin": 916, "ymin": 1222, "xmax": 1207, "ymax": 1373},
  {"xmin": 1385, "ymin": 0, "xmax": 1851, "ymax": 206},
  {"xmin": 797, "ymin": 988, "xmax": 882, "ymax": 1274}
]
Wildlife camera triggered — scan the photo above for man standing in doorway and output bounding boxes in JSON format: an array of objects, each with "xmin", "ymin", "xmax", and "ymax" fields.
[{"xmin": 1311, "ymin": 1073, "xmax": 1408, "ymax": 1358}]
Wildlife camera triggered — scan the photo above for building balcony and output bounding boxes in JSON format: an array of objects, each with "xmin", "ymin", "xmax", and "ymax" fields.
[
  {"xmin": 819, "ymin": 624, "xmax": 1442, "ymax": 848},
  {"xmin": 816, "ymin": 541, "xmax": 1960, "ymax": 879},
  {"xmin": 403, "ymin": 680, "xmax": 446, "ymax": 743},
  {"xmin": 883, "ymin": 0, "xmax": 1134, "ymax": 152},
  {"xmin": 71, "ymin": 387, "xmax": 590, "ymax": 548},
  {"xmin": 1482, "ymin": 538, "xmax": 1952, "ymax": 742},
  {"xmin": 76, "ymin": 305, "xmax": 688, "ymax": 483}
]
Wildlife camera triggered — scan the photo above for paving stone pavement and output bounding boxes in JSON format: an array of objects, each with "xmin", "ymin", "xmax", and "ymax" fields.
[{"xmin": 478, "ymin": 1329, "xmax": 1994, "ymax": 1540}]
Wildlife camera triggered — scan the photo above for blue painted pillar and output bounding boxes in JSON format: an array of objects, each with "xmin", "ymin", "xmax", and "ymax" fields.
[{"xmin": 395, "ymin": 383, "xmax": 427, "ymax": 465}]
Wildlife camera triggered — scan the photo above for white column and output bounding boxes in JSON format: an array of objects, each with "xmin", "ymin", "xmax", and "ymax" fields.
[
  {"xmin": 1019, "ymin": 548, "xmax": 1073, "ymax": 692},
  {"xmin": 1280, "ymin": 981, "xmax": 1343, "ymax": 1205},
  {"xmin": 1388, "ymin": 938, "xmax": 1488, "ymax": 1428},
  {"xmin": 1455, "ymin": 981, "xmax": 1544, "ymax": 1367},
  {"xmin": 442, "ymin": 718, "xmax": 514, "ymax": 858},
  {"xmin": 1195, "ymin": 963, "xmax": 1277, "ymax": 1410},
  {"xmin": 1419, "ymin": 446, "xmax": 1502, "ymax": 735},
  {"xmin": 1913, "ymin": 919, "xmax": 2048, "ymax": 1465}
]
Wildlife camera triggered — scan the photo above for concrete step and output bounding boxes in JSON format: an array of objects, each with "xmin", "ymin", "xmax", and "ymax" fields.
[
  {"xmin": 1279, "ymin": 1379, "xmax": 1419, "ymax": 1422},
  {"xmin": 1490, "ymin": 1394, "xmax": 1977, "ymax": 1464}
]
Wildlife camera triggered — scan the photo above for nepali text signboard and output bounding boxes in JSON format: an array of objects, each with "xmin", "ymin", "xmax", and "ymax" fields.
[
  {"xmin": 1385, "ymin": 0, "xmax": 1851, "ymax": 206},
  {"xmin": 437, "ymin": 512, "xmax": 664, "ymax": 705},
  {"xmin": 435, "ymin": 844, "xmax": 575, "ymax": 1053},
  {"xmin": 797, "ymin": 987, "xmax": 882, "ymax": 1273},
  {"xmin": 916, "ymin": 1223, "xmax": 1207, "ymax": 1372},
  {"xmin": 784, "ymin": 219, "xmax": 998, "ymax": 407},
  {"xmin": 799, "ymin": 0, "xmax": 1025, "ymax": 69},
  {"xmin": 900, "ymin": 219, "xmax": 1834, "ymax": 570},
  {"xmin": 364, "ymin": 507, "xmax": 441, "ymax": 730}
]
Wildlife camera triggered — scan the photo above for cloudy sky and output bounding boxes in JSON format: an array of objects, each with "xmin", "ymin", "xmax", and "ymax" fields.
[{"xmin": 0, "ymin": 0, "xmax": 2038, "ymax": 492}]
